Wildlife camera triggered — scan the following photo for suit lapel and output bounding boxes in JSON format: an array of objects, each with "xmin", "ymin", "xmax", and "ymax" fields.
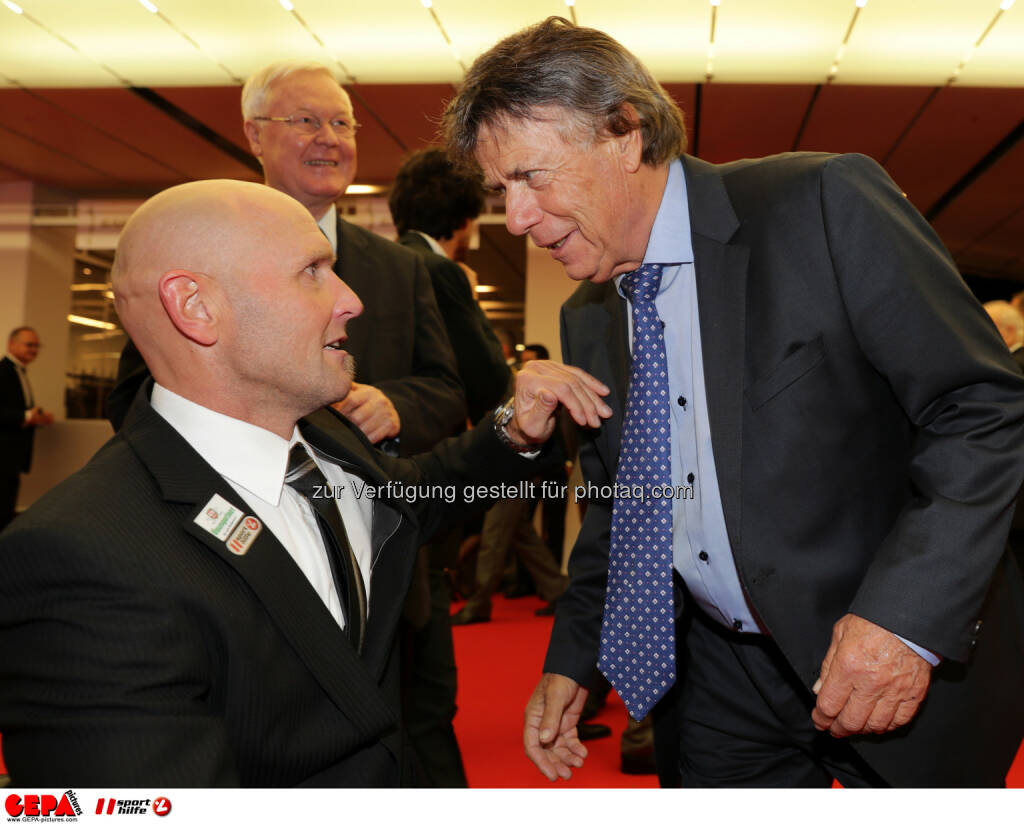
[
  {"xmin": 683, "ymin": 155, "xmax": 749, "ymax": 556},
  {"xmin": 122, "ymin": 393, "xmax": 397, "ymax": 732}
]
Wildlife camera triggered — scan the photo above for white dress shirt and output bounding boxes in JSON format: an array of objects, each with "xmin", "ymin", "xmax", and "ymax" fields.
[
  {"xmin": 317, "ymin": 204, "xmax": 339, "ymax": 255},
  {"xmin": 150, "ymin": 383, "xmax": 373, "ymax": 630}
]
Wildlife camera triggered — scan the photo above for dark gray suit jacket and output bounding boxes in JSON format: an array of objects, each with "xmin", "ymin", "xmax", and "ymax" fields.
[
  {"xmin": 0, "ymin": 383, "xmax": 536, "ymax": 786},
  {"xmin": 546, "ymin": 152, "xmax": 1024, "ymax": 786}
]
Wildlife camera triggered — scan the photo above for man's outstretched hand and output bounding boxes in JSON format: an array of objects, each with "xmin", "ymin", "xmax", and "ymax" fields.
[
  {"xmin": 506, "ymin": 361, "xmax": 611, "ymax": 446},
  {"xmin": 524, "ymin": 673, "xmax": 590, "ymax": 781}
]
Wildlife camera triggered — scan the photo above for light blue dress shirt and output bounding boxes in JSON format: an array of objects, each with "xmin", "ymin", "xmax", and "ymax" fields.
[
  {"xmin": 614, "ymin": 160, "xmax": 938, "ymax": 665},
  {"xmin": 616, "ymin": 160, "xmax": 760, "ymax": 634}
]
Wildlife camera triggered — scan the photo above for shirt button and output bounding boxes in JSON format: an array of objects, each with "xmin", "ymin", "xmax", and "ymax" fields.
[
  {"xmin": 677, "ymin": 396, "xmax": 687, "ymax": 409},
  {"xmin": 659, "ymin": 320, "xmax": 666, "ymax": 329},
  {"xmin": 687, "ymin": 472, "xmax": 695, "ymax": 484},
  {"xmin": 698, "ymin": 551, "xmax": 708, "ymax": 562},
  {"xmin": 732, "ymin": 619, "xmax": 743, "ymax": 631}
]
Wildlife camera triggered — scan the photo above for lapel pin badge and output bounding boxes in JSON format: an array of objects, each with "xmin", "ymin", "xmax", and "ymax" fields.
[
  {"xmin": 194, "ymin": 493, "xmax": 243, "ymax": 541},
  {"xmin": 227, "ymin": 515, "xmax": 262, "ymax": 556}
]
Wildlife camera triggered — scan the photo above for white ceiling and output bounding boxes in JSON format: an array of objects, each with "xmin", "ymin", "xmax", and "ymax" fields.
[{"xmin": 1, "ymin": 0, "xmax": 1022, "ymax": 89}]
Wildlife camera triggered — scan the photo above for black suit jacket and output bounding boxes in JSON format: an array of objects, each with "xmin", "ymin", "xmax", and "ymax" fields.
[
  {"xmin": 0, "ymin": 384, "xmax": 536, "ymax": 786},
  {"xmin": 397, "ymin": 231, "xmax": 511, "ymax": 423},
  {"xmin": 0, "ymin": 357, "xmax": 32, "ymax": 475},
  {"xmin": 546, "ymin": 152, "xmax": 1024, "ymax": 786},
  {"xmin": 106, "ymin": 216, "xmax": 466, "ymax": 455},
  {"xmin": 332, "ymin": 218, "xmax": 465, "ymax": 455}
]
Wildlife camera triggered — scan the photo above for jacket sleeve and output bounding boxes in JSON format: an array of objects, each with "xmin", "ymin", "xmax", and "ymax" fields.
[
  {"xmin": 820, "ymin": 153, "xmax": 1024, "ymax": 661},
  {"xmin": 539, "ymin": 305, "xmax": 613, "ymax": 685}
]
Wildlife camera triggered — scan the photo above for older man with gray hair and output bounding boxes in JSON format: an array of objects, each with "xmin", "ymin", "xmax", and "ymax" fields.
[{"xmin": 444, "ymin": 17, "xmax": 1024, "ymax": 787}]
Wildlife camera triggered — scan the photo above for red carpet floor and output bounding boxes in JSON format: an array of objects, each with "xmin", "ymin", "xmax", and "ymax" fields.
[
  {"xmin": 451, "ymin": 593, "xmax": 1024, "ymax": 789},
  {"xmin": 0, "ymin": 596, "xmax": 1021, "ymax": 787}
]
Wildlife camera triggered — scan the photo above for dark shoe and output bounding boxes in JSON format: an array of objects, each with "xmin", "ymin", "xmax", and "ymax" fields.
[
  {"xmin": 620, "ymin": 749, "xmax": 657, "ymax": 774},
  {"xmin": 450, "ymin": 608, "xmax": 490, "ymax": 626},
  {"xmin": 620, "ymin": 714, "xmax": 656, "ymax": 774},
  {"xmin": 534, "ymin": 601, "xmax": 557, "ymax": 616},
  {"xmin": 576, "ymin": 722, "xmax": 612, "ymax": 741}
]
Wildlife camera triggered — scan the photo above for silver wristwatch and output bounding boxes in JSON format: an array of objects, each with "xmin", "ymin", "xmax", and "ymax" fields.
[{"xmin": 493, "ymin": 399, "xmax": 537, "ymax": 454}]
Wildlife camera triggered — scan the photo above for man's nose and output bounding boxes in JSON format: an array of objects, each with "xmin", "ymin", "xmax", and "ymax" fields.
[
  {"xmin": 314, "ymin": 121, "xmax": 343, "ymax": 145},
  {"xmin": 333, "ymin": 276, "xmax": 363, "ymax": 320},
  {"xmin": 504, "ymin": 187, "xmax": 542, "ymax": 237}
]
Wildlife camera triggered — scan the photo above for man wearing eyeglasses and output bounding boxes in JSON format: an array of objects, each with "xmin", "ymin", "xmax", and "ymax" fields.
[
  {"xmin": 241, "ymin": 61, "xmax": 469, "ymax": 788},
  {"xmin": 240, "ymin": 61, "xmax": 465, "ymax": 456}
]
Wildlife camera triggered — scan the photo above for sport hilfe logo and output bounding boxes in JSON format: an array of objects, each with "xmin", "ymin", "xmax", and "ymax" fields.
[
  {"xmin": 5, "ymin": 792, "xmax": 83, "ymax": 818},
  {"xmin": 94, "ymin": 798, "xmax": 171, "ymax": 817}
]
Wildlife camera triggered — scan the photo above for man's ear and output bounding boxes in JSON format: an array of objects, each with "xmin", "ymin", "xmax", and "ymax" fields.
[
  {"xmin": 243, "ymin": 119, "xmax": 263, "ymax": 160},
  {"xmin": 614, "ymin": 103, "xmax": 644, "ymax": 174},
  {"xmin": 158, "ymin": 270, "xmax": 219, "ymax": 346}
]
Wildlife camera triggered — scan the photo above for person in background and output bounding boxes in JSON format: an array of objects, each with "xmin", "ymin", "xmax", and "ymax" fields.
[
  {"xmin": 444, "ymin": 17, "xmax": 1024, "ymax": 787},
  {"xmin": 389, "ymin": 147, "xmax": 510, "ymax": 424},
  {"xmin": 0, "ymin": 327, "xmax": 53, "ymax": 531}
]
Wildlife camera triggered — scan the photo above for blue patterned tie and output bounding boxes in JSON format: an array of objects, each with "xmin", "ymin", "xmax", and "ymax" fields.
[{"xmin": 599, "ymin": 263, "xmax": 675, "ymax": 720}]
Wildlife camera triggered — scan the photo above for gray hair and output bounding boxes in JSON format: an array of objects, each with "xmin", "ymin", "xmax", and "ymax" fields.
[
  {"xmin": 443, "ymin": 17, "xmax": 686, "ymax": 169},
  {"xmin": 241, "ymin": 60, "xmax": 340, "ymax": 121}
]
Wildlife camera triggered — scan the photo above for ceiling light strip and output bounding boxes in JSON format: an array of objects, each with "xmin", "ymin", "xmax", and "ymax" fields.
[
  {"xmin": 706, "ymin": 0, "xmax": 718, "ymax": 81},
  {"xmin": 146, "ymin": 8, "xmax": 241, "ymax": 84},
  {"xmin": 828, "ymin": 0, "xmax": 866, "ymax": 83},
  {"xmin": 280, "ymin": 4, "xmax": 357, "ymax": 84},
  {"xmin": 1, "ymin": 4, "xmax": 130, "ymax": 85},
  {"xmin": 950, "ymin": 2, "xmax": 1014, "ymax": 83},
  {"xmin": 424, "ymin": 5, "xmax": 468, "ymax": 74},
  {"xmin": 565, "ymin": 0, "xmax": 578, "ymax": 26},
  {"xmin": 287, "ymin": 5, "xmax": 328, "ymax": 50},
  {"xmin": 68, "ymin": 314, "xmax": 118, "ymax": 330}
]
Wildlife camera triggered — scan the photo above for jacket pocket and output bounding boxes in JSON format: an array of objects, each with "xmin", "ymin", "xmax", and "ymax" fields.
[{"xmin": 746, "ymin": 335, "xmax": 826, "ymax": 410}]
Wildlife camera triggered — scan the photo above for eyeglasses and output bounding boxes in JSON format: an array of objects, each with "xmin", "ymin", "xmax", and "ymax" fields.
[{"xmin": 252, "ymin": 112, "xmax": 361, "ymax": 137}]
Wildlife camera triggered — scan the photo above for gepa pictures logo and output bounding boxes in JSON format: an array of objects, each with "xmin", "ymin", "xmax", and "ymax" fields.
[{"xmin": 5, "ymin": 791, "xmax": 83, "ymax": 819}]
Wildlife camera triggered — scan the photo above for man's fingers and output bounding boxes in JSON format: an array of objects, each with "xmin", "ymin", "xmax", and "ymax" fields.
[
  {"xmin": 523, "ymin": 674, "xmax": 587, "ymax": 781},
  {"xmin": 811, "ymin": 671, "xmax": 853, "ymax": 731},
  {"xmin": 811, "ymin": 614, "xmax": 933, "ymax": 737}
]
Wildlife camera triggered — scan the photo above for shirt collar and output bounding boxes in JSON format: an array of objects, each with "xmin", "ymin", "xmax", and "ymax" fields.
[
  {"xmin": 150, "ymin": 383, "xmax": 307, "ymax": 506},
  {"xmin": 615, "ymin": 158, "xmax": 692, "ymax": 298},
  {"xmin": 317, "ymin": 203, "xmax": 338, "ymax": 256},
  {"xmin": 414, "ymin": 230, "xmax": 448, "ymax": 259}
]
